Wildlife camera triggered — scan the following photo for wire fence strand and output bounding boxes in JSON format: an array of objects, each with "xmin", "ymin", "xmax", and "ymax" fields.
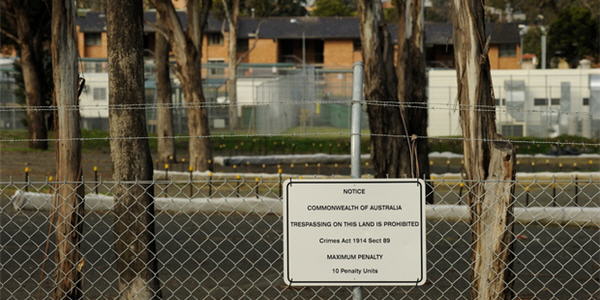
[
  {"xmin": 0, "ymin": 100, "xmax": 595, "ymax": 117},
  {"xmin": 1, "ymin": 178, "xmax": 598, "ymax": 299}
]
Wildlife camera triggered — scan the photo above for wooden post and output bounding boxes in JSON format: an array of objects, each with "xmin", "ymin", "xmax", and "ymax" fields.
[
  {"xmin": 254, "ymin": 178, "xmax": 260, "ymax": 198},
  {"xmin": 552, "ymin": 176, "xmax": 557, "ymax": 207},
  {"xmin": 51, "ymin": 0, "xmax": 84, "ymax": 298},
  {"xmin": 189, "ymin": 166, "xmax": 194, "ymax": 198},
  {"xmin": 574, "ymin": 175, "xmax": 579, "ymax": 205},
  {"xmin": 93, "ymin": 166, "xmax": 99, "ymax": 194},
  {"xmin": 106, "ymin": 0, "xmax": 162, "ymax": 298},
  {"xmin": 235, "ymin": 175, "xmax": 241, "ymax": 197},
  {"xmin": 24, "ymin": 167, "xmax": 30, "ymax": 192},
  {"xmin": 208, "ymin": 172, "xmax": 213, "ymax": 197},
  {"xmin": 451, "ymin": 1, "xmax": 516, "ymax": 299}
]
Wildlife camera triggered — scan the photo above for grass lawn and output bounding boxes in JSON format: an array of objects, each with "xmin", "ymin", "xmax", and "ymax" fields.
[{"xmin": 1, "ymin": 128, "xmax": 598, "ymax": 156}]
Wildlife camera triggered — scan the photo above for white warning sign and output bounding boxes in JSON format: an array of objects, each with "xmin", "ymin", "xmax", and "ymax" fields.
[{"xmin": 283, "ymin": 179, "xmax": 426, "ymax": 286}]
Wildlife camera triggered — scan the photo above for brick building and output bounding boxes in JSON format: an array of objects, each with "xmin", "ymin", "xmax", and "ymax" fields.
[{"xmin": 75, "ymin": 11, "xmax": 522, "ymax": 69}]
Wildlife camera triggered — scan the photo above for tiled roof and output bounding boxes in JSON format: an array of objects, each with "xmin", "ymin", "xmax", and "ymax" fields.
[
  {"xmin": 76, "ymin": 11, "xmax": 520, "ymax": 45},
  {"xmin": 76, "ymin": 11, "xmax": 224, "ymax": 33},
  {"xmin": 237, "ymin": 17, "xmax": 360, "ymax": 39}
]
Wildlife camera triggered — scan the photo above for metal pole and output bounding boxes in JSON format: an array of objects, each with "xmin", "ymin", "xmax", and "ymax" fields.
[
  {"xmin": 351, "ymin": 62, "xmax": 363, "ymax": 180},
  {"xmin": 302, "ymin": 31, "xmax": 306, "ymax": 75},
  {"xmin": 519, "ymin": 34, "xmax": 523, "ymax": 67},
  {"xmin": 541, "ymin": 26, "xmax": 547, "ymax": 69},
  {"xmin": 350, "ymin": 62, "xmax": 363, "ymax": 300}
]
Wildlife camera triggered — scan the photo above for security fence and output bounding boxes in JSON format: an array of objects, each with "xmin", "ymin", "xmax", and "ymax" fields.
[
  {"xmin": 3, "ymin": 59, "xmax": 600, "ymax": 138},
  {"xmin": 1, "ymin": 178, "xmax": 598, "ymax": 299}
]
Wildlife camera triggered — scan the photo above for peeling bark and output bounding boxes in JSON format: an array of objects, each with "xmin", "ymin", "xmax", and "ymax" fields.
[
  {"xmin": 152, "ymin": 0, "xmax": 213, "ymax": 171},
  {"xmin": 394, "ymin": 0, "xmax": 432, "ymax": 202},
  {"xmin": 357, "ymin": 0, "xmax": 405, "ymax": 179},
  {"xmin": 451, "ymin": 1, "xmax": 516, "ymax": 299},
  {"xmin": 51, "ymin": 0, "xmax": 84, "ymax": 298},
  {"xmin": 107, "ymin": 0, "xmax": 162, "ymax": 298}
]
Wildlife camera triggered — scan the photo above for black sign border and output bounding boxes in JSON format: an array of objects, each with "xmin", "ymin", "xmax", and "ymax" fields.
[{"xmin": 284, "ymin": 179, "xmax": 425, "ymax": 285}]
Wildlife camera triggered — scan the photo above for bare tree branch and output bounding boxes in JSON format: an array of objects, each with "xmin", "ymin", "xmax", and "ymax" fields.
[
  {"xmin": 220, "ymin": 16, "xmax": 227, "ymax": 36},
  {"xmin": 236, "ymin": 20, "xmax": 264, "ymax": 66},
  {"xmin": 0, "ymin": 27, "xmax": 24, "ymax": 46},
  {"xmin": 187, "ymin": 0, "xmax": 211, "ymax": 49},
  {"xmin": 221, "ymin": 0, "xmax": 234, "ymax": 27},
  {"xmin": 144, "ymin": 19, "xmax": 171, "ymax": 41},
  {"xmin": 149, "ymin": 0, "xmax": 188, "ymax": 49}
]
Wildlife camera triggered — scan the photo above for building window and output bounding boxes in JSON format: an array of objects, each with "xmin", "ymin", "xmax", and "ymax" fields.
[
  {"xmin": 92, "ymin": 87, "xmax": 106, "ymax": 101},
  {"xmin": 353, "ymin": 39, "xmax": 361, "ymax": 52},
  {"xmin": 207, "ymin": 60, "xmax": 225, "ymax": 76},
  {"xmin": 0, "ymin": 82, "xmax": 15, "ymax": 103},
  {"xmin": 533, "ymin": 98, "xmax": 548, "ymax": 106},
  {"xmin": 237, "ymin": 39, "xmax": 249, "ymax": 53},
  {"xmin": 85, "ymin": 33, "xmax": 101, "ymax": 46},
  {"xmin": 208, "ymin": 33, "xmax": 223, "ymax": 45},
  {"xmin": 499, "ymin": 44, "xmax": 516, "ymax": 57},
  {"xmin": 583, "ymin": 98, "xmax": 589, "ymax": 106},
  {"xmin": 551, "ymin": 98, "xmax": 560, "ymax": 105},
  {"xmin": 501, "ymin": 124, "xmax": 523, "ymax": 137}
]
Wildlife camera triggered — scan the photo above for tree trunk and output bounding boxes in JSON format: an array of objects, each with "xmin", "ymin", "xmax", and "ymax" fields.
[
  {"xmin": 451, "ymin": 1, "xmax": 516, "ymax": 299},
  {"xmin": 357, "ymin": 0, "xmax": 406, "ymax": 178},
  {"xmin": 152, "ymin": 0, "xmax": 213, "ymax": 171},
  {"xmin": 107, "ymin": 0, "xmax": 162, "ymax": 299},
  {"xmin": 394, "ymin": 0, "xmax": 432, "ymax": 202},
  {"xmin": 155, "ymin": 13, "xmax": 176, "ymax": 164},
  {"xmin": 14, "ymin": 4, "xmax": 48, "ymax": 150},
  {"xmin": 182, "ymin": 61, "xmax": 213, "ymax": 171},
  {"xmin": 51, "ymin": 0, "xmax": 84, "ymax": 298},
  {"xmin": 224, "ymin": 0, "xmax": 239, "ymax": 130}
]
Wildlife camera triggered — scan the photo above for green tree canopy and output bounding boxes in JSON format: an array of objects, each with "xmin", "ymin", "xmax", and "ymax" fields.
[
  {"xmin": 244, "ymin": 0, "xmax": 307, "ymax": 17},
  {"xmin": 522, "ymin": 26, "xmax": 542, "ymax": 61},
  {"xmin": 548, "ymin": 6, "xmax": 599, "ymax": 66},
  {"xmin": 485, "ymin": 0, "xmax": 600, "ymax": 24},
  {"xmin": 311, "ymin": 0, "xmax": 353, "ymax": 17},
  {"xmin": 212, "ymin": 0, "xmax": 307, "ymax": 17}
]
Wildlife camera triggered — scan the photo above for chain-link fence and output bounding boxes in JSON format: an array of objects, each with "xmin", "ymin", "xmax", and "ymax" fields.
[{"xmin": 1, "ymin": 178, "xmax": 598, "ymax": 299}]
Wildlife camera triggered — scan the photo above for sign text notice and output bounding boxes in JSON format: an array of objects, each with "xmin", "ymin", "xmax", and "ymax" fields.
[{"xmin": 283, "ymin": 179, "xmax": 426, "ymax": 286}]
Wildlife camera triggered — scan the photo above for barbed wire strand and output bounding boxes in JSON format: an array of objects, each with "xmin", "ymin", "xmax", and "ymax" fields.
[
  {"xmin": 1, "ymin": 131, "xmax": 599, "ymax": 147},
  {"xmin": 0, "ymin": 100, "xmax": 595, "ymax": 116}
]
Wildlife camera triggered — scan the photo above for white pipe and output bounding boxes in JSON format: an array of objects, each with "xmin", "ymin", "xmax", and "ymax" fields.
[{"xmin": 12, "ymin": 191, "xmax": 599, "ymax": 227}]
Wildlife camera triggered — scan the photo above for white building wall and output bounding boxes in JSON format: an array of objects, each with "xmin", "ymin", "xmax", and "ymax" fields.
[
  {"xmin": 78, "ymin": 69, "xmax": 600, "ymax": 138},
  {"xmin": 79, "ymin": 73, "xmax": 109, "ymax": 119},
  {"xmin": 427, "ymin": 69, "xmax": 600, "ymax": 137}
]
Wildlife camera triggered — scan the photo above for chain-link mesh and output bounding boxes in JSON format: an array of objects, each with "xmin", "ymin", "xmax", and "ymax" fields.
[{"xmin": 1, "ymin": 178, "xmax": 598, "ymax": 299}]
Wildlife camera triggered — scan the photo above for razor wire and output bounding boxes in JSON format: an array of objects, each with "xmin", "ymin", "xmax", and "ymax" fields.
[{"xmin": 0, "ymin": 178, "xmax": 598, "ymax": 299}]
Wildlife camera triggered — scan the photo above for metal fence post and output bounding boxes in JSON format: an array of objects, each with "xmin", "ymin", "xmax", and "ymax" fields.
[
  {"xmin": 351, "ymin": 62, "xmax": 363, "ymax": 180},
  {"xmin": 350, "ymin": 62, "xmax": 363, "ymax": 300}
]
